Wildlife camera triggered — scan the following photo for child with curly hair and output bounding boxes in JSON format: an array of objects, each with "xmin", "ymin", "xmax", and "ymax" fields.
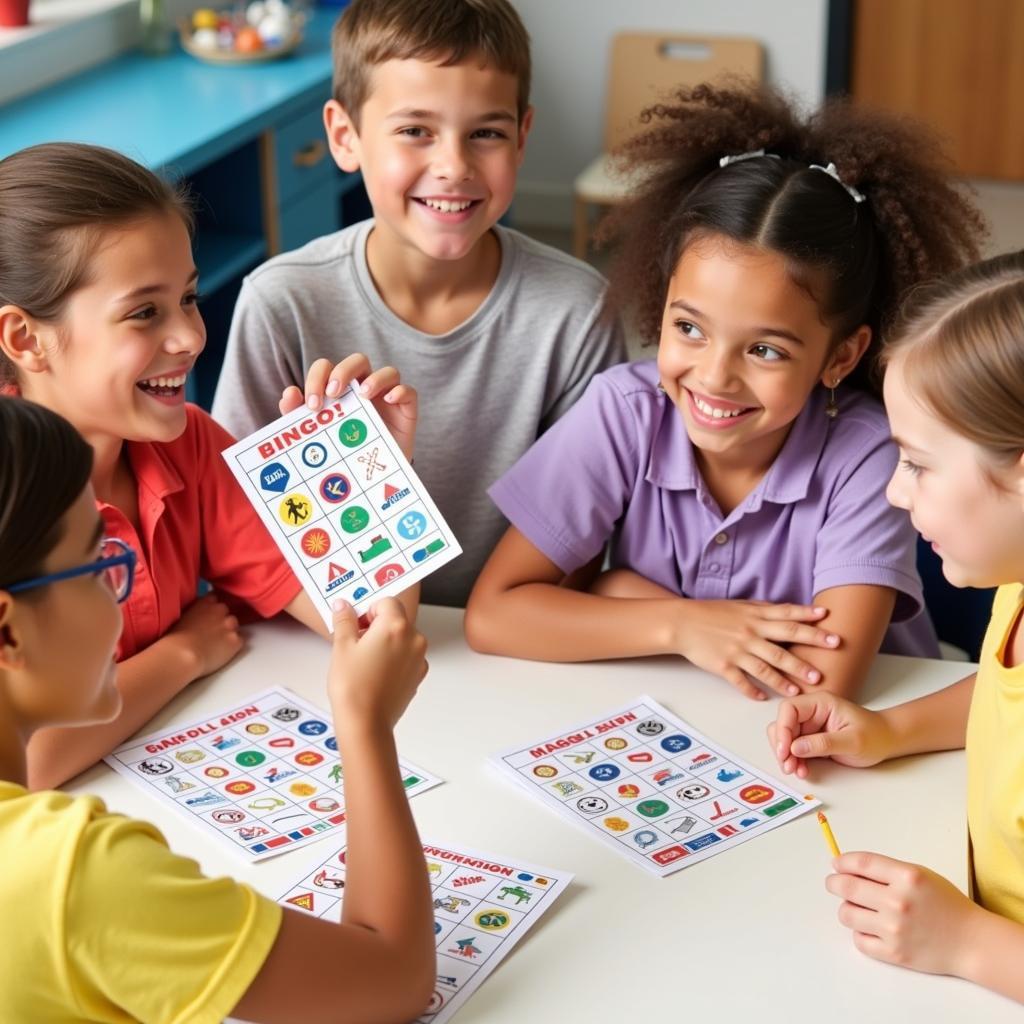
[{"xmin": 465, "ymin": 82, "xmax": 984, "ymax": 700}]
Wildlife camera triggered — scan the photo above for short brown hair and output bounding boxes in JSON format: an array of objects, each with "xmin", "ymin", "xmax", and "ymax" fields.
[
  {"xmin": 332, "ymin": 0, "xmax": 531, "ymax": 124},
  {"xmin": 882, "ymin": 250, "xmax": 1024, "ymax": 470},
  {"xmin": 0, "ymin": 142, "xmax": 193, "ymax": 384}
]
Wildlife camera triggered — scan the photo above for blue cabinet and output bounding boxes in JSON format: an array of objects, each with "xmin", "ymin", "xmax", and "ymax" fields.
[{"xmin": 0, "ymin": 8, "xmax": 365, "ymax": 409}]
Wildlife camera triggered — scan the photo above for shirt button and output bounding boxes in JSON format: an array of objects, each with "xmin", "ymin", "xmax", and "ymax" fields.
[
  {"xmin": 714, "ymin": 532, "xmax": 728, "ymax": 545},
  {"xmin": 708, "ymin": 563, "xmax": 719, "ymax": 573}
]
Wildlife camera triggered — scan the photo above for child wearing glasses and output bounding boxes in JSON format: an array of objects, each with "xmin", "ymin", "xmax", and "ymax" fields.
[
  {"xmin": 0, "ymin": 143, "xmax": 417, "ymax": 788},
  {"xmin": 0, "ymin": 397, "xmax": 435, "ymax": 1023}
]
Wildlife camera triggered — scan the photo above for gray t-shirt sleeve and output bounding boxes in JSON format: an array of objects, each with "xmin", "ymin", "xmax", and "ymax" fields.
[
  {"xmin": 540, "ymin": 298, "xmax": 628, "ymax": 432},
  {"xmin": 211, "ymin": 277, "xmax": 303, "ymax": 439}
]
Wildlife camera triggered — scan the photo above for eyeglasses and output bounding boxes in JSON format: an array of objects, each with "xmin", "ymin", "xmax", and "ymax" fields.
[{"xmin": 6, "ymin": 538, "xmax": 137, "ymax": 604}]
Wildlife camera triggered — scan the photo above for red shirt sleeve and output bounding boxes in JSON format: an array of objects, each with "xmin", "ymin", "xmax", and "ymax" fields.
[{"xmin": 190, "ymin": 407, "xmax": 302, "ymax": 617}]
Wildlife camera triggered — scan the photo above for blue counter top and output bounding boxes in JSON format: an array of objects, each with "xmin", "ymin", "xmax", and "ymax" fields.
[{"xmin": 0, "ymin": 8, "xmax": 337, "ymax": 176}]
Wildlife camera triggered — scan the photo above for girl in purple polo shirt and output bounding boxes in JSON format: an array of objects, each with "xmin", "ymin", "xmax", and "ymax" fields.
[{"xmin": 466, "ymin": 83, "xmax": 984, "ymax": 699}]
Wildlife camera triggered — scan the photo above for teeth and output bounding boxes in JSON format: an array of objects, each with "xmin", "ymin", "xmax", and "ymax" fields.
[
  {"xmin": 140, "ymin": 374, "xmax": 186, "ymax": 389},
  {"xmin": 694, "ymin": 395, "xmax": 744, "ymax": 419},
  {"xmin": 422, "ymin": 198, "xmax": 473, "ymax": 213}
]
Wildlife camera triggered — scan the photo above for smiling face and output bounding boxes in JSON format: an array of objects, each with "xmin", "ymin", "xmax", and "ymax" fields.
[
  {"xmin": 884, "ymin": 355, "xmax": 1024, "ymax": 588},
  {"xmin": 328, "ymin": 56, "xmax": 530, "ymax": 264},
  {"xmin": 24, "ymin": 211, "xmax": 205, "ymax": 445},
  {"xmin": 657, "ymin": 235, "xmax": 866, "ymax": 474}
]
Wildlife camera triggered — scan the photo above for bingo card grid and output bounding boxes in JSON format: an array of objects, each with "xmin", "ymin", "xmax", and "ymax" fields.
[
  {"xmin": 275, "ymin": 840, "xmax": 572, "ymax": 1024},
  {"xmin": 104, "ymin": 687, "xmax": 442, "ymax": 862},
  {"xmin": 222, "ymin": 384, "xmax": 461, "ymax": 626},
  {"xmin": 493, "ymin": 696, "xmax": 819, "ymax": 877}
]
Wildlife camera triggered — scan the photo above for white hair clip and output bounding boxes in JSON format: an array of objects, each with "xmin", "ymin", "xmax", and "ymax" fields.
[
  {"xmin": 718, "ymin": 148, "xmax": 780, "ymax": 168},
  {"xmin": 809, "ymin": 162, "xmax": 866, "ymax": 204}
]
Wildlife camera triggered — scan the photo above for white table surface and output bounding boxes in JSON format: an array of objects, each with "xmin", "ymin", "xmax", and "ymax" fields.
[{"xmin": 67, "ymin": 606, "xmax": 1020, "ymax": 1022}]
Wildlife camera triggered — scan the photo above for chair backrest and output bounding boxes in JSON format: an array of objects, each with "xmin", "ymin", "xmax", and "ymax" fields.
[
  {"xmin": 604, "ymin": 32, "xmax": 765, "ymax": 151},
  {"xmin": 916, "ymin": 537, "xmax": 994, "ymax": 661}
]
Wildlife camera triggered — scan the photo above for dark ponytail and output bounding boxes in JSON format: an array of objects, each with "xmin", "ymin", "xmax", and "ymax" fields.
[{"xmin": 0, "ymin": 398, "xmax": 94, "ymax": 589}]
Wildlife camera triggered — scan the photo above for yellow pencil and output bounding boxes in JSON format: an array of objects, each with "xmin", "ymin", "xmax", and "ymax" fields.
[{"xmin": 817, "ymin": 811, "xmax": 841, "ymax": 857}]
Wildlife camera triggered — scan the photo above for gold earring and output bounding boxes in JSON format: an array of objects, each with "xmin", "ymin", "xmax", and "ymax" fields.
[{"xmin": 825, "ymin": 377, "xmax": 840, "ymax": 419}]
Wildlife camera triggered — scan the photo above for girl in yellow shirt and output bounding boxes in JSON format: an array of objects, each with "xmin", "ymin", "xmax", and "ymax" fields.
[
  {"xmin": 0, "ymin": 397, "xmax": 434, "ymax": 1022},
  {"xmin": 769, "ymin": 250, "xmax": 1024, "ymax": 1003}
]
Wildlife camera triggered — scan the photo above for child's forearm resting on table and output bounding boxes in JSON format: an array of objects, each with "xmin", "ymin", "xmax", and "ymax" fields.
[{"xmin": 876, "ymin": 674, "xmax": 975, "ymax": 758}]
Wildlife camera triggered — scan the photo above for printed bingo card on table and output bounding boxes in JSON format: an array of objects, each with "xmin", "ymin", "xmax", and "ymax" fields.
[
  {"xmin": 273, "ymin": 840, "xmax": 571, "ymax": 1024},
  {"xmin": 104, "ymin": 687, "xmax": 441, "ymax": 862},
  {"xmin": 222, "ymin": 384, "xmax": 461, "ymax": 628},
  {"xmin": 493, "ymin": 696, "xmax": 819, "ymax": 877}
]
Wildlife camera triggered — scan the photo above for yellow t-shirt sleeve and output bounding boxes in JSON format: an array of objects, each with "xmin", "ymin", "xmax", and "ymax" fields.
[{"xmin": 63, "ymin": 814, "xmax": 282, "ymax": 1024}]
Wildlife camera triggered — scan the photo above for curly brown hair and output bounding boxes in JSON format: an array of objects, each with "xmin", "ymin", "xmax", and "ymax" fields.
[{"xmin": 600, "ymin": 81, "xmax": 987, "ymax": 393}]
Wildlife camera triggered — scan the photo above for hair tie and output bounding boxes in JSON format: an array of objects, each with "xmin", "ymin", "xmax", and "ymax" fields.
[
  {"xmin": 718, "ymin": 148, "xmax": 780, "ymax": 168},
  {"xmin": 808, "ymin": 162, "xmax": 866, "ymax": 204},
  {"xmin": 718, "ymin": 150, "xmax": 867, "ymax": 205}
]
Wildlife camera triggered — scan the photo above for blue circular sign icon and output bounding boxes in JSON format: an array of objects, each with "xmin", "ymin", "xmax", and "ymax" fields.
[
  {"xmin": 661, "ymin": 734, "xmax": 693, "ymax": 754},
  {"xmin": 298, "ymin": 719, "xmax": 328, "ymax": 736},
  {"xmin": 396, "ymin": 511, "xmax": 427, "ymax": 540},
  {"xmin": 319, "ymin": 472, "xmax": 351, "ymax": 504},
  {"xmin": 634, "ymin": 829, "xmax": 659, "ymax": 849},
  {"xmin": 588, "ymin": 763, "xmax": 621, "ymax": 783},
  {"xmin": 324, "ymin": 736, "xmax": 338, "ymax": 751},
  {"xmin": 301, "ymin": 442, "xmax": 328, "ymax": 469}
]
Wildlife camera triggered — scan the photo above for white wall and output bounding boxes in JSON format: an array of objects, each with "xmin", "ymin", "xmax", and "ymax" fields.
[{"xmin": 513, "ymin": 0, "xmax": 829, "ymax": 227}]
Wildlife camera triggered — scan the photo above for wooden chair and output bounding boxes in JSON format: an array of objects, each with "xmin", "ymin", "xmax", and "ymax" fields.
[{"xmin": 573, "ymin": 32, "xmax": 764, "ymax": 259}]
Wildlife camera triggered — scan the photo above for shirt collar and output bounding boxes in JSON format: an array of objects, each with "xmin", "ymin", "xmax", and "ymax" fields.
[
  {"xmin": 124, "ymin": 436, "xmax": 185, "ymax": 504},
  {"xmin": 645, "ymin": 385, "xmax": 831, "ymax": 510}
]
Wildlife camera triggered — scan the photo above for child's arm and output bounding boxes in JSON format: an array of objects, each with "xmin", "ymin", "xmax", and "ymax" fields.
[
  {"xmin": 229, "ymin": 598, "xmax": 435, "ymax": 1024},
  {"xmin": 768, "ymin": 584, "xmax": 894, "ymax": 698},
  {"xmin": 465, "ymin": 527, "xmax": 840, "ymax": 700},
  {"xmin": 827, "ymin": 851, "xmax": 1024, "ymax": 1003},
  {"xmin": 27, "ymin": 595, "xmax": 242, "ymax": 789},
  {"xmin": 768, "ymin": 675, "xmax": 975, "ymax": 778},
  {"xmin": 594, "ymin": 573, "xmax": 896, "ymax": 699}
]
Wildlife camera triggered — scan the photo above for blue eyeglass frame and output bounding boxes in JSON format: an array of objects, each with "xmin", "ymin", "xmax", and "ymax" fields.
[{"xmin": 5, "ymin": 538, "xmax": 137, "ymax": 604}]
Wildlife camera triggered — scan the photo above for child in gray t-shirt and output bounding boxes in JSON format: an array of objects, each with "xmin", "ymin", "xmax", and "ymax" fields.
[{"xmin": 212, "ymin": 0, "xmax": 625, "ymax": 606}]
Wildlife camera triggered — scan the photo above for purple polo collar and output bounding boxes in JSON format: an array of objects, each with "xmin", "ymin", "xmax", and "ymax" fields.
[{"xmin": 645, "ymin": 383, "xmax": 832, "ymax": 512}]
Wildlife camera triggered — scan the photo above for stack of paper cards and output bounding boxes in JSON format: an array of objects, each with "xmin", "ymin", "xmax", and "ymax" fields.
[
  {"xmin": 222, "ymin": 384, "xmax": 461, "ymax": 627},
  {"xmin": 492, "ymin": 696, "xmax": 818, "ymax": 876},
  {"xmin": 104, "ymin": 687, "xmax": 442, "ymax": 861},
  {"xmin": 275, "ymin": 839, "xmax": 571, "ymax": 1023}
]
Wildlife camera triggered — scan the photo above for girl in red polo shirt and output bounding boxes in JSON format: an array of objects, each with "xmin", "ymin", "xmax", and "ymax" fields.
[{"xmin": 0, "ymin": 143, "xmax": 417, "ymax": 788}]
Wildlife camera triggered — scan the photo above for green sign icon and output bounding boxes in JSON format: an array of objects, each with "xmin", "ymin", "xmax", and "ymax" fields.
[
  {"xmin": 339, "ymin": 419, "xmax": 368, "ymax": 448},
  {"xmin": 235, "ymin": 750, "xmax": 266, "ymax": 768},
  {"xmin": 636, "ymin": 799, "xmax": 670, "ymax": 818},
  {"xmin": 340, "ymin": 505, "xmax": 370, "ymax": 534}
]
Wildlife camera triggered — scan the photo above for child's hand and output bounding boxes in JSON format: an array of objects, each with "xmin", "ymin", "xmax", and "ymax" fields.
[
  {"xmin": 674, "ymin": 599, "xmax": 839, "ymax": 700},
  {"xmin": 166, "ymin": 594, "xmax": 243, "ymax": 680},
  {"xmin": 827, "ymin": 852, "xmax": 980, "ymax": 977},
  {"xmin": 279, "ymin": 354, "xmax": 417, "ymax": 462},
  {"xmin": 768, "ymin": 692, "xmax": 895, "ymax": 777},
  {"xmin": 327, "ymin": 598, "xmax": 428, "ymax": 733}
]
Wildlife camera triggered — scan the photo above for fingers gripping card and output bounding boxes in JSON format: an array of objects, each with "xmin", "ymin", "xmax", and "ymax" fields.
[
  {"xmin": 492, "ymin": 696, "xmax": 819, "ymax": 877},
  {"xmin": 222, "ymin": 384, "xmax": 461, "ymax": 628}
]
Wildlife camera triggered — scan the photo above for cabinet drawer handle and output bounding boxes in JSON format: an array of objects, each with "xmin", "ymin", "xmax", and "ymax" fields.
[{"xmin": 292, "ymin": 140, "xmax": 328, "ymax": 168}]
